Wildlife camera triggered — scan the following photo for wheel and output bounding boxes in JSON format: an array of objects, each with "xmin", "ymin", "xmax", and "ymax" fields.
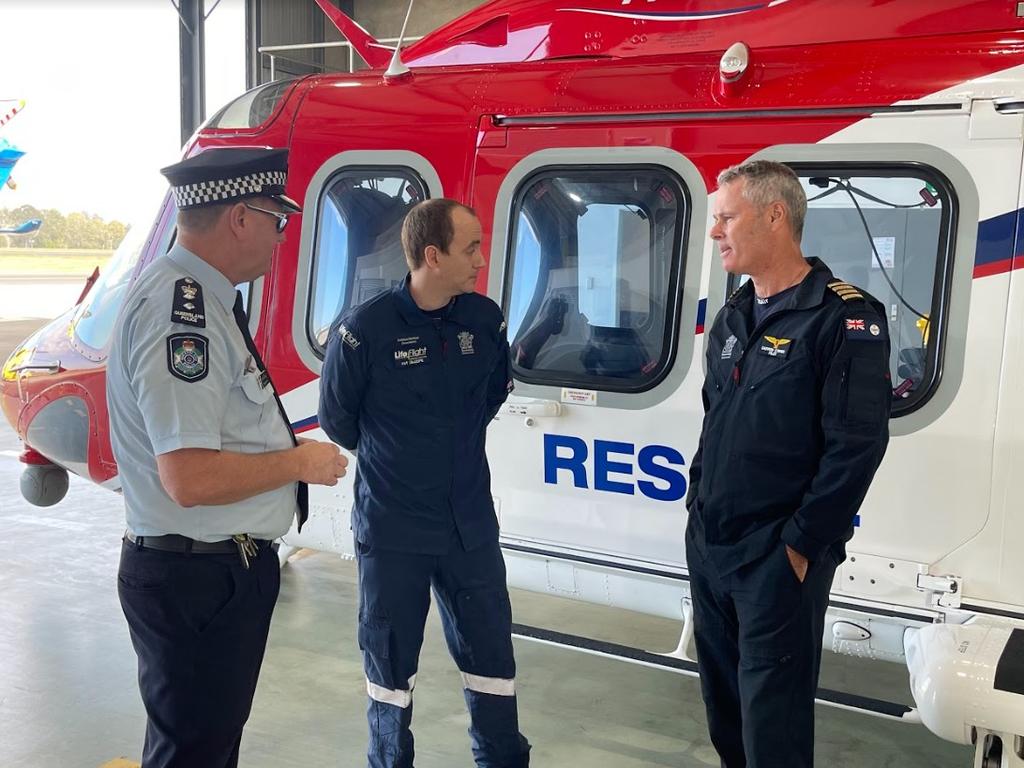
[{"xmin": 983, "ymin": 735, "xmax": 1003, "ymax": 768}]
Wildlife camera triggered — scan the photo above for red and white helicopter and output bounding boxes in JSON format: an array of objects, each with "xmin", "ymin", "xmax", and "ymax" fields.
[{"xmin": 5, "ymin": 1, "xmax": 1024, "ymax": 763}]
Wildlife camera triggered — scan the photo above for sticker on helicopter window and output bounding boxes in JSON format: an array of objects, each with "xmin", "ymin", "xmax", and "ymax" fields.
[{"xmin": 560, "ymin": 387, "xmax": 597, "ymax": 406}]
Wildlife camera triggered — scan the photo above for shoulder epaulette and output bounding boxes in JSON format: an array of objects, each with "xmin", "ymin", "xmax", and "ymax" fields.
[
  {"xmin": 170, "ymin": 276, "xmax": 206, "ymax": 328},
  {"xmin": 827, "ymin": 280, "xmax": 864, "ymax": 302}
]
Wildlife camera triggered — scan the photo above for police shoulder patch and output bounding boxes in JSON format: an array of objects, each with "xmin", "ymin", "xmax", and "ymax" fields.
[
  {"xmin": 167, "ymin": 333, "xmax": 209, "ymax": 382},
  {"xmin": 171, "ymin": 277, "xmax": 206, "ymax": 328}
]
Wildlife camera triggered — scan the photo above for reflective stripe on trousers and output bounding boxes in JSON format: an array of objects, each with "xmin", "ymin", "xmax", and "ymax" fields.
[
  {"xmin": 462, "ymin": 672, "xmax": 516, "ymax": 697},
  {"xmin": 366, "ymin": 675, "xmax": 417, "ymax": 708}
]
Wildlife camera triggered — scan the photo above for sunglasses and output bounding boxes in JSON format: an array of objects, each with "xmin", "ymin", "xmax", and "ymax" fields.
[{"xmin": 245, "ymin": 203, "xmax": 291, "ymax": 233}]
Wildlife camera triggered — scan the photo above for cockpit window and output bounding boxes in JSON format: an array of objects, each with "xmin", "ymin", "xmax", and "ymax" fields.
[
  {"xmin": 504, "ymin": 166, "xmax": 687, "ymax": 392},
  {"xmin": 307, "ymin": 167, "xmax": 427, "ymax": 353},
  {"xmin": 71, "ymin": 194, "xmax": 173, "ymax": 354},
  {"xmin": 205, "ymin": 78, "xmax": 297, "ymax": 130}
]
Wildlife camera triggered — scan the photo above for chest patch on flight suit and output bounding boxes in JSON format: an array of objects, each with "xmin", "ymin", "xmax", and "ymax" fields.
[
  {"xmin": 457, "ymin": 331, "xmax": 475, "ymax": 355},
  {"xmin": 845, "ymin": 317, "xmax": 885, "ymax": 341},
  {"xmin": 394, "ymin": 342, "xmax": 429, "ymax": 367},
  {"xmin": 721, "ymin": 335, "xmax": 739, "ymax": 359},
  {"xmin": 757, "ymin": 335, "xmax": 792, "ymax": 358},
  {"xmin": 170, "ymin": 277, "xmax": 206, "ymax": 328},
  {"xmin": 167, "ymin": 333, "xmax": 209, "ymax": 382}
]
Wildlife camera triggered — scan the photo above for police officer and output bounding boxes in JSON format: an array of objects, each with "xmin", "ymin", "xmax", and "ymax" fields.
[
  {"xmin": 318, "ymin": 198, "xmax": 531, "ymax": 768},
  {"xmin": 685, "ymin": 160, "xmax": 891, "ymax": 767},
  {"xmin": 107, "ymin": 147, "xmax": 348, "ymax": 768}
]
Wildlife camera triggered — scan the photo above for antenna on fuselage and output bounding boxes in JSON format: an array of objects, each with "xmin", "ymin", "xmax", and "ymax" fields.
[{"xmin": 385, "ymin": 0, "xmax": 415, "ymax": 78}]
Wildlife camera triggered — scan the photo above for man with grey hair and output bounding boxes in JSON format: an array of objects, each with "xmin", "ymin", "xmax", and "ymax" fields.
[{"xmin": 685, "ymin": 159, "xmax": 892, "ymax": 766}]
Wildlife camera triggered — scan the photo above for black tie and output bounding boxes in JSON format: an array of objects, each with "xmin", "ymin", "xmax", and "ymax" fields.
[{"xmin": 232, "ymin": 290, "xmax": 309, "ymax": 530}]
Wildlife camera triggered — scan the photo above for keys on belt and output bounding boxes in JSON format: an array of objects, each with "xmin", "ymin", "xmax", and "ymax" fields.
[
  {"xmin": 232, "ymin": 534, "xmax": 259, "ymax": 569},
  {"xmin": 125, "ymin": 531, "xmax": 264, "ymax": 569}
]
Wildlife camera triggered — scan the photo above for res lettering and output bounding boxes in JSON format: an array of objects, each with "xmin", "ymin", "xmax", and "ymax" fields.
[{"xmin": 543, "ymin": 434, "xmax": 686, "ymax": 502}]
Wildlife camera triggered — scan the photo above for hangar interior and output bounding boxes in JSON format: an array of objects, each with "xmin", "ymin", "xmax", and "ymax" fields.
[{"xmin": 0, "ymin": 1, "xmax": 979, "ymax": 766}]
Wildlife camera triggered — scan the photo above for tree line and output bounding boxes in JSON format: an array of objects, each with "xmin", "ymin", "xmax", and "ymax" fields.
[{"xmin": 0, "ymin": 205, "xmax": 127, "ymax": 249}]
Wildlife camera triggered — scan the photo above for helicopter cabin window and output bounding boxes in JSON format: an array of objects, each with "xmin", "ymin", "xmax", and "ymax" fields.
[
  {"xmin": 505, "ymin": 166, "xmax": 687, "ymax": 392},
  {"xmin": 308, "ymin": 168, "xmax": 427, "ymax": 354},
  {"xmin": 72, "ymin": 197, "xmax": 175, "ymax": 353},
  {"xmin": 793, "ymin": 165, "xmax": 954, "ymax": 415}
]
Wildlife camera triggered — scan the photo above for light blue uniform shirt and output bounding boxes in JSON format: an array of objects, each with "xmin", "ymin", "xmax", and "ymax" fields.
[{"xmin": 107, "ymin": 244, "xmax": 298, "ymax": 542}]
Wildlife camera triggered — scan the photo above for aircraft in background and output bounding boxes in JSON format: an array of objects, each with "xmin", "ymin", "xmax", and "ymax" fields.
[
  {"xmin": 0, "ymin": 101, "xmax": 27, "ymax": 191},
  {"xmin": 0, "ymin": 102, "xmax": 38, "ymax": 233},
  {"xmin": 0, "ymin": 138, "xmax": 25, "ymax": 193},
  {"xmin": 4, "ymin": 3, "xmax": 1024, "ymax": 764},
  {"xmin": 0, "ymin": 219, "xmax": 41, "ymax": 236}
]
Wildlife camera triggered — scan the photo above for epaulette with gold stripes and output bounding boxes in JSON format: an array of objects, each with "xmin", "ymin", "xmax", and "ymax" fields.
[{"xmin": 827, "ymin": 280, "xmax": 864, "ymax": 302}]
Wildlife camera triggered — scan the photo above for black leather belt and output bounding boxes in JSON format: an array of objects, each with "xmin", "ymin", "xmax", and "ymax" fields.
[{"xmin": 124, "ymin": 531, "xmax": 269, "ymax": 554}]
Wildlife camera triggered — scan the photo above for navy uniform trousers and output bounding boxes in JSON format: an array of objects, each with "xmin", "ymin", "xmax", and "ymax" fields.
[
  {"xmin": 356, "ymin": 535, "xmax": 531, "ymax": 768},
  {"xmin": 686, "ymin": 531, "xmax": 839, "ymax": 768},
  {"xmin": 117, "ymin": 539, "xmax": 280, "ymax": 768}
]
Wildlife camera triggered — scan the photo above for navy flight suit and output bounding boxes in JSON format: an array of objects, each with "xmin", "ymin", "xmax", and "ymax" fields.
[
  {"xmin": 685, "ymin": 258, "xmax": 891, "ymax": 767},
  {"xmin": 318, "ymin": 276, "xmax": 530, "ymax": 768}
]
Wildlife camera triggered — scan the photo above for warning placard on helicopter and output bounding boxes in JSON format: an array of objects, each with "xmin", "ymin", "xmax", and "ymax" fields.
[{"xmin": 561, "ymin": 387, "xmax": 597, "ymax": 406}]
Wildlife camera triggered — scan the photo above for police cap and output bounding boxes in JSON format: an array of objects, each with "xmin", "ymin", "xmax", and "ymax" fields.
[{"xmin": 160, "ymin": 147, "xmax": 302, "ymax": 213}]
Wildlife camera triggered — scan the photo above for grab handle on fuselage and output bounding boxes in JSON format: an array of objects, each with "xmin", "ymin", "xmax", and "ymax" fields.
[{"xmin": 14, "ymin": 362, "xmax": 62, "ymax": 375}]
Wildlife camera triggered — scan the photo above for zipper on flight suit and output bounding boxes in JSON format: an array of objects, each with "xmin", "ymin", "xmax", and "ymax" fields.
[{"xmin": 434, "ymin": 316, "xmax": 458, "ymax": 527}]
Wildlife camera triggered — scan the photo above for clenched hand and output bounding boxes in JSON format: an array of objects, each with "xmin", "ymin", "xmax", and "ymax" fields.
[{"xmin": 295, "ymin": 439, "xmax": 348, "ymax": 485}]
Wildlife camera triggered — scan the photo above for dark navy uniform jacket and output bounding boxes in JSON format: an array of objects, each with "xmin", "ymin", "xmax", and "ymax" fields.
[
  {"xmin": 686, "ymin": 258, "xmax": 891, "ymax": 574},
  {"xmin": 318, "ymin": 277, "xmax": 513, "ymax": 555}
]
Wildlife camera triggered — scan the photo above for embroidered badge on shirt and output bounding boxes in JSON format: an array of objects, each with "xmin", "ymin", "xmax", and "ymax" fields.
[
  {"xmin": 721, "ymin": 334, "xmax": 738, "ymax": 360},
  {"xmin": 394, "ymin": 345, "xmax": 428, "ymax": 367},
  {"xmin": 171, "ymin": 277, "xmax": 206, "ymax": 328},
  {"xmin": 338, "ymin": 324, "xmax": 360, "ymax": 349},
  {"xmin": 167, "ymin": 333, "xmax": 209, "ymax": 382},
  {"xmin": 758, "ymin": 335, "xmax": 791, "ymax": 358},
  {"xmin": 458, "ymin": 331, "xmax": 475, "ymax": 355}
]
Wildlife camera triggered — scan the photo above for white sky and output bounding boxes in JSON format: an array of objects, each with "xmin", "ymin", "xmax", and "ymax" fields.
[{"xmin": 0, "ymin": 0, "xmax": 246, "ymax": 223}]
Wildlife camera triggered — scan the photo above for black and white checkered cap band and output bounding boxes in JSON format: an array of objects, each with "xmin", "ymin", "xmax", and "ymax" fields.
[{"xmin": 172, "ymin": 171, "xmax": 287, "ymax": 209}]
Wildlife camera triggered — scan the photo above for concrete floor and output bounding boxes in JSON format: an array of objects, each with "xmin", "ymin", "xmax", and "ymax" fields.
[{"xmin": 0, "ymin": 319, "xmax": 973, "ymax": 767}]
